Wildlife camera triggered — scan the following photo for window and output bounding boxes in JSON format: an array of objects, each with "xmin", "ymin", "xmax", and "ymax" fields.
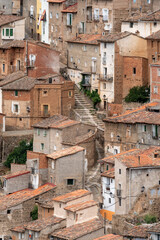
[
  {"xmin": 35, "ymin": 232, "xmax": 39, "ymax": 238},
  {"xmin": 152, "ymin": 125, "xmax": 158, "ymax": 138},
  {"xmin": 13, "ymin": 104, "xmax": 19, "ymax": 113},
  {"xmin": 43, "ymin": 90, "xmax": 48, "ymax": 96},
  {"xmin": 41, "ymin": 143, "xmax": 44, "ymax": 150},
  {"xmin": 15, "ymin": 90, "xmax": 18, "ymax": 96},
  {"xmin": 106, "ymin": 164, "xmax": 109, "ymax": 171},
  {"xmin": 43, "ymin": 130, "xmax": 47, "ymax": 137},
  {"xmin": 92, "ymin": 74, "xmax": 95, "ymax": 81},
  {"xmin": 119, "ymin": 169, "xmax": 121, "ymax": 174},
  {"xmin": 17, "ymin": 60, "xmax": 21, "ymax": 70},
  {"xmin": 56, "ymin": 13, "xmax": 59, "ymax": 19},
  {"xmin": 2, "ymin": 28, "xmax": 14, "ymax": 39},
  {"xmin": 52, "ymin": 161, "xmax": 55, "ymax": 169},
  {"xmin": 43, "ymin": 105, "xmax": 48, "ymax": 116},
  {"xmin": 83, "ymin": 45, "xmax": 87, "ymax": 51},
  {"xmin": 68, "ymin": 91, "xmax": 72, "ymax": 97},
  {"xmin": 143, "ymin": 124, "xmax": 147, "ymax": 132},
  {"xmin": 50, "ymin": 177, "xmax": 52, "ymax": 183},
  {"xmin": 103, "ymin": 83, "xmax": 106, "ymax": 89},
  {"xmin": 54, "ymin": 145, "xmax": 57, "ymax": 150},
  {"xmin": 130, "ymin": 22, "xmax": 134, "ymax": 28},
  {"xmin": 67, "ymin": 13, "xmax": 73, "ymax": 26},
  {"xmin": 67, "ymin": 179, "xmax": 74, "ymax": 185},
  {"xmin": 103, "ymin": 9, "xmax": 109, "ymax": 21},
  {"xmin": 50, "ymin": 12, "xmax": 52, "ymax": 18},
  {"xmin": 94, "ymin": 8, "xmax": 99, "ymax": 20},
  {"xmin": 3, "ymin": 179, "xmax": 6, "ymax": 187},
  {"xmin": 147, "ymin": 0, "xmax": 151, "ymax": 3},
  {"xmin": 133, "ymin": 67, "xmax": 136, "ymax": 74},
  {"xmin": 109, "ymin": 198, "xmax": 111, "ymax": 204},
  {"xmin": 37, "ymin": 129, "xmax": 40, "ymax": 136},
  {"xmin": 7, "ymin": 209, "xmax": 11, "ymax": 214},
  {"xmin": 104, "ymin": 43, "xmax": 107, "ymax": 48},
  {"xmin": 70, "ymin": 57, "xmax": 73, "ymax": 62},
  {"xmin": 2, "ymin": 63, "xmax": 5, "ymax": 73},
  {"xmin": 154, "ymin": 86, "xmax": 158, "ymax": 94}
]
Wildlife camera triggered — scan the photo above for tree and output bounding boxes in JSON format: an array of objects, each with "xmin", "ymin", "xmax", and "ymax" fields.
[
  {"xmin": 125, "ymin": 86, "xmax": 150, "ymax": 103},
  {"xmin": 4, "ymin": 139, "xmax": 33, "ymax": 168},
  {"xmin": 30, "ymin": 205, "xmax": 38, "ymax": 220}
]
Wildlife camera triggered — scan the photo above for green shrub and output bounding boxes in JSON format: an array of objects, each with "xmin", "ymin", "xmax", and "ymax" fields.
[
  {"xmin": 125, "ymin": 86, "xmax": 150, "ymax": 103},
  {"xmin": 144, "ymin": 214, "xmax": 157, "ymax": 224},
  {"xmin": 4, "ymin": 139, "xmax": 33, "ymax": 168},
  {"xmin": 30, "ymin": 205, "xmax": 38, "ymax": 220}
]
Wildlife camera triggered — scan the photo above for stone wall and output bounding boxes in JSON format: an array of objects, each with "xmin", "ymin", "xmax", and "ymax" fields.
[{"xmin": 11, "ymin": 163, "xmax": 27, "ymax": 173}]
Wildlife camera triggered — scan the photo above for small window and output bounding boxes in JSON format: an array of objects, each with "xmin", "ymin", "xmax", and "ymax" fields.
[
  {"xmin": 133, "ymin": 67, "xmax": 136, "ymax": 74},
  {"xmin": 56, "ymin": 13, "xmax": 59, "ymax": 19},
  {"xmin": 68, "ymin": 91, "xmax": 72, "ymax": 97},
  {"xmin": 106, "ymin": 164, "xmax": 109, "ymax": 171},
  {"xmin": 52, "ymin": 161, "xmax": 54, "ymax": 169},
  {"xmin": 43, "ymin": 130, "xmax": 47, "ymax": 137},
  {"xmin": 2, "ymin": 63, "xmax": 5, "ymax": 73},
  {"xmin": 67, "ymin": 179, "xmax": 74, "ymax": 185},
  {"xmin": 7, "ymin": 209, "xmax": 11, "ymax": 214},
  {"xmin": 154, "ymin": 86, "xmax": 158, "ymax": 94},
  {"xmin": 43, "ymin": 90, "xmax": 48, "ymax": 96},
  {"xmin": 83, "ymin": 45, "xmax": 87, "ymax": 51},
  {"xmin": 43, "ymin": 105, "xmax": 48, "ymax": 116},
  {"xmin": 54, "ymin": 145, "xmax": 56, "ymax": 150},
  {"xmin": 71, "ymin": 57, "xmax": 73, "ymax": 62},
  {"xmin": 50, "ymin": 12, "xmax": 52, "ymax": 18},
  {"xmin": 15, "ymin": 90, "xmax": 18, "ymax": 96},
  {"xmin": 119, "ymin": 198, "xmax": 121, "ymax": 206},
  {"xmin": 154, "ymin": 21, "xmax": 157, "ymax": 26},
  {"xmin": 13, "ymin": 104, "xmax": 19, "ymax": 113},
  {"xmin": 59, "ymin": 203, "xmax": 61, "ymax": 208},
  {"xmin": 130, "ymin": 22, "xmax": 134, "ymax": 28},
  {"xmin": 104, "ymin": 43, "xmax": 107, "ymax": 48},
  {"xmin": 143, "ymin": 124, "xmax": 147, "ymax": 132},
  {"xmin": 109, "ymin": 198, "xmax": 111, "ymax": 203},
  {"xmin": 37, "ymin": 129, "xmax": 40, "ymax": 136},
  {"xmin": 35, "ymin": 232, "xmax": 39, "ymax": 238},
  {"xmin": 119, "ymin": 169, "xmax": 121, "ymax": 174},
  {"xmin": 41, "ymin": 143, "xmax": 44, "ymax": 150}
]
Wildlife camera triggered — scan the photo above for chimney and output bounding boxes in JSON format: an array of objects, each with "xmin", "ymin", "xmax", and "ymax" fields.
[{"xmin": 138, "ymin": 155, "xmax": 140, "ymax": 165}]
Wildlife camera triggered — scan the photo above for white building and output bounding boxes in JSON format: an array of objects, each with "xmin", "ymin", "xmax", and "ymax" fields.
[
  {"xmin": 41, "ymin": 0, "xmax": 49, "ymax": 43},
  {"xmin": 121, "ymin": 9, "xmax": 160, "ymax": 38},
  {"xmin": 101, "ymin": 168, "xmax": 115, "ymax": 221}
]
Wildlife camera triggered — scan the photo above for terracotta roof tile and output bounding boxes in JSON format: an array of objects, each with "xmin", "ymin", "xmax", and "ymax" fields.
[
  {"xmin": 122, "ymin": 11, "xmax": 148, "ymax": 22},
  {"xmin": 148, "ymin": 222, "xmax": 160, "ymax": 233},
  {"xmin": 140, "ymin": 9, "xmax": 160, "ymax": 21},
  {"xmin": 53, "ymin": 189, "xmax": 91, "ymax": 203},
  {"xmin": 64, "ymin": 200, "xmax": 98, "ymax": 212},
  {"xmin": 123, "ymin": 9, "xmax": 160, "ymax": 22},
  {"xmin": 104, "ymin": 102, "xmax": 160, "ymax": 125},
  {"xmin": 2, "ymin": 76, "xmax": 37, "ymax": 91},
  {"xmin": 2, "ymin": 170, "xmax": 30, "ymax": 180},
  {"xmin": 124, "ymin": 225, "xmax": 150, "ymax": 238},
  {"xmin": 48, "ymin": 0, "xmax": 66, "ymax": 3},
  {"xmin": 0, "ymin": 71, "xmax": 26, "ymax": 86},
  {"xmin": 0, "ymin": 40, "xmax": 25, "ymax": 49},
  {"xmin": 61, "ymin": 3, "xmax": 77, "ymax": 13},
  {"xmin": 0, "ymin": 183, "xmax": 56, "ymax": 211},
  {"xmin": 101, "ymin": 168, "xmax": 115, "ymax": 178},
  {"xmin": 47, "ymin": 146, "xmax": 84, "ymax": 160},
  {"xmin": 110, "ymin": 147, "xmax": 160, "ymax": 169},
  {"xmin": 32, "ymin": 115, "xmax": 79, "ymax": 129},
  {"xmin": 146, "ymin": 30, "xmax": 160, "ymax": 40},
  {"xmin": 67, "ymin": 34, "xmax": 101, "ymax": 45},
  {"xmin": 99, "ymin": 32, "xmax": 132, "ymax": 43},
  {"xmin": 94, "ymin": 234, "xmax": 123, "ymax": 240},
  {"xmin": 0, "ymin": 15, "xmax": 25, "ymax": 27},
  {"xmin": 51, "ymin": 218, "xmax": 103, "ymax": 239}
]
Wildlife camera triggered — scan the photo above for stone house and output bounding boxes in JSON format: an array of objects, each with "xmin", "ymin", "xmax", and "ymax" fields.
[
  {"xmin": 150, "ymin": 61, "xmax": 160, "ymax": 101},
  {"xmin": 0, "ymin": 15, "xmax": 25, "ymax": 45},
  {"xmin": 51, "ymin": 218, "xmax": 104, "ymax": 240},
  {"xmin": 0, "ymin": 183, "xmax": 56, "ymax": 239},
  {"xmin": 100, "ymin": 168, "xmax": 115, "ymax": 221},
  {"xmin": 2, "ymin": 74, "xmax": 74, "ymax": 130},
  {"xmin": 47, "ymin": 146, "xmax": 85, "ymax": 194},
  {"xmin": 1, "ymin": 170, "xmax": 30, "ymax": 194},
  {"xmin": 33, "ymin": 115, "xmax": 96, "ymax": 169},
  {"xmin": 103, "ymin": 101, "xmax": 160, "ymax": 155},
  {"xmin": 0, "ymin": 1, "xmax": 13, "ymax": 15},
  {"xmin": 0, "ymin": 40, "xmax": 60, "ymax": 79},
  {"xmin": 147, "ymin": 222, "xmax": 160, "ymax": 240},
  {"xmin": 67, "ymin": 34, "xmax": 101, "ymax": 92},
  {"xmin": 98, "ymin": 32, "xmax": 148, "ymax": 106},
  {"xmin": 114, "ymin": 147, "xmax": 160, "ymax": 215},
  {"xmin": 121, "ymin": 10, "xmax": 160, "ymax": 39},
  {"xmin": 123, "ymin": 225, "xmax": 149, "ymax": 240}
]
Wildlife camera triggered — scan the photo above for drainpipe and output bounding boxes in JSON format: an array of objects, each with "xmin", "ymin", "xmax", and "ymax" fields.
[
  {"xmin": 82, "ymin": 150, "xmax": 85, "ymax": 189},
  {"xmin": 129, "ymin": 168, "xmax": 131, "ymax": 211},
  {"xmin": 25, "ymin": 40, "xmax": 28, "ymax": 76}
]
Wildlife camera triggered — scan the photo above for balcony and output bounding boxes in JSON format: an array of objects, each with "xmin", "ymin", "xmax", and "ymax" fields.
[
  {"xmin": 117, "ymin": 189, "xmax": 122, "ymax": 197},
  {"xmin": 31, "ymin": 168, "xmax": 39, "ymax": 174},
  {"xmin": 102, "ymin": 57, "xmax": 106, "ymax": 65},
  {"xmin": 98, "ymin": 74, "xmax": 113, "ymax": 82}
]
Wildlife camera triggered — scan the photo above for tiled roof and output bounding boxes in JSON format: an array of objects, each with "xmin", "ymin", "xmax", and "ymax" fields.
[
  {"xmin": 2, "ymin": 76, "xmax": 37, "ymax": 91},
  {"xmin": 140, "ymin": 9, "xmax": 160, "ymax": 21},
  {"xmin": 0, "ymin": 40, "xmax": 25, "ymax": 49},
  {"xmin": 32, "ymin": 115, "xmax": 79, "ymax": 129},
  {"xmin": 98, "ymin": 32, "xmax": 132, "ymax": 43},
  {"xmin": 2, "ymin": 170, "xmax": 30, "ymax": 180},
  {"xmin": 51, "ymin": 218, "xmax": 103, "ymax": 239},
  {"xmin": 124, "ymin": 225, "xmax": 150, "ymax": 238},
  {"xmin": 101, "ymin": 168, "xmax": 115, "ymax": 178},
  {"xmin": 0, "ymin": 183, "xmax": 56, "ymax": 211},
  {"xmin": 94, "ymin": 234, "xmax": 123, "ymax": 240},
  {"xmin": 47, "ymin": 146, "xmax": 84, "ymax": 160},
  {"xmin": 67, "ymin": 34, "xmax": 101, "ymax": 45},
  {"xmin": 11, "ymin": 216, "xmax": 64, "ymax": 232},
  {"xmin": 0, "ymin": 71, "xmax": 26, "ymax": 87},
  {"xmin": 61, "ymin": 3, "xmax": 77, "ymax": 13},
  {"xmin": 110, "ymin": 147, "xmax": 160, "ymax": 169},
  {"xmin": 48, "ymin": 0, "xmax": 66, "ymax": 3},
  {"xmin": 122, "ymin": 11, "xmax": 148, "ymax": 22},
  {"xmin": 146, "ymin": 30, "xmax": 160, "ymax": 40},
  {"xmin": 53, "ymin": 189, "xmax": 91, "ymax": 203},
  {"xmin": 103, "ymin": 102, "xmax": 160, "ymax": 125},
  {"xmin": 147, "ymin": 222, "xmax": 160, "ymax": 233},
  {"xmin": 64, "ymin": 200, "xmax": 98, "ymax": 212},
  {"xmin": 0, "ymin": 15, "xmax": 25, "ymax": 27}
]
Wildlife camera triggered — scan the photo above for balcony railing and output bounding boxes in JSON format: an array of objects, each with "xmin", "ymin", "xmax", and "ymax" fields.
[
  {"xmin": 117, "ymin": 189, "xmax": 122, "ymax": 197},
  {"xmin": 31, "ymin": 168, "xmax": 39, "ymax": 174},
  {"xmin": 98, "ymin": 74, "xmax": 113, "ymax": 81}
]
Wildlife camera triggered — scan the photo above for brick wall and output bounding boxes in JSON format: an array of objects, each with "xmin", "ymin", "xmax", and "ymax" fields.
[
  {"xmin": 150, "ymin": 64, "xmax": 160, "ymax": 102},
  {"xmin": 108, "ymin": 103, "xmax": 123, "ymax": 117}
]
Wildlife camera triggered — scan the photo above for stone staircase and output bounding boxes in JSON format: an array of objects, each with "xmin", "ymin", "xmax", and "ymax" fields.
[{"xmin": 74, "ymin": 86, "xmax": 105, "ymax": 130}]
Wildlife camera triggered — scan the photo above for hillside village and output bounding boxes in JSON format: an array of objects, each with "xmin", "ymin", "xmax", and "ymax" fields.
[{"xmin": 0, "ymin": 0, "xmax": 160, "ymax": 240}]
